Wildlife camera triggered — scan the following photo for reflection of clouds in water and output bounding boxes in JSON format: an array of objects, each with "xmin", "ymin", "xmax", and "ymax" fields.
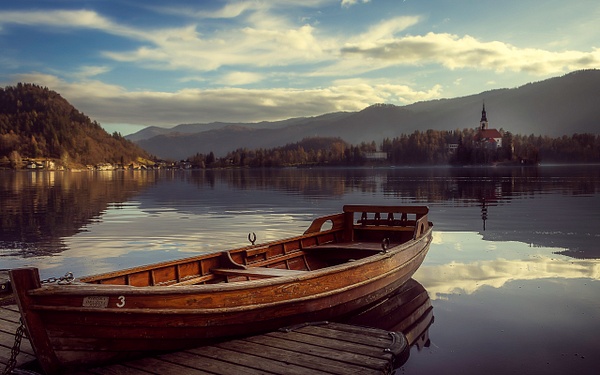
[
  {"xmin": 416, "ymin": 231, "xmax": 600, "ymax": 300},
  {"xmin": 30, "ymin": 206, "xmax": 309, "ymax": 278},
  {"xmin": 432, "ymin": 231, "xmax": 444, "ymax": 245}
]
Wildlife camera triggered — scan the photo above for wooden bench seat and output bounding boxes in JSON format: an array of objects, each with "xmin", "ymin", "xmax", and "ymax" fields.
[
  {"xmin": 354, "ymin": 226, "xmax": 415, "ymax": 232},
  {"xmin": 211, "ymin": 267, "xmax": 308, "ymax": 279},
  {"xmin": 309, "ymin": 242, "xmax": 390, "ymax": 251},
  {"xmin": 169, "ymin": 274, "xmax": 217, "ymax": 286},
  {"xmin": 304, "ymin": 241, "xmax": 398, "ymax": 262}
]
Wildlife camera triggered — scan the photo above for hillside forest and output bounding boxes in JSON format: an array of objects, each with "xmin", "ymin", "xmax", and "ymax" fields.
[{"xmin": 0, "ymin": 83, "xmax": 150, "ymax": 169}]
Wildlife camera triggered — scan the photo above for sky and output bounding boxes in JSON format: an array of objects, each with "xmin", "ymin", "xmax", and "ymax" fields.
[{"xmin": 1, "ymin": 0, "xmax": 599, "ymax": 136}]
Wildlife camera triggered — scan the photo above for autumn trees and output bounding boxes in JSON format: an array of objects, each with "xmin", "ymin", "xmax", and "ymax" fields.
[{"xmin": 0, "ymin": 84, "xmax": 149, "ymax": 168}]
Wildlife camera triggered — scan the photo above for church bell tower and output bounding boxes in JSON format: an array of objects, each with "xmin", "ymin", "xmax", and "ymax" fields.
[{"xmin": 480, "ymin": 103, "xmax": 488, "ymax": 130}]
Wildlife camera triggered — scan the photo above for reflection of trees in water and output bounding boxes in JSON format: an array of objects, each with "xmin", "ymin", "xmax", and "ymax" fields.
[
  {"xmin": 184, "ymin": 168, "xmax": 380, "ymax": 198},
  {"xmin": 167, "ymin": 166, "xmax": 598, "ymax": 203},
  {"xmin": 0, "ymin": 171, "xmax": 158, "ymax": 256},
  {"xmin": 380, "ymin": 166, "xmax": 599, "ymax": 204}
]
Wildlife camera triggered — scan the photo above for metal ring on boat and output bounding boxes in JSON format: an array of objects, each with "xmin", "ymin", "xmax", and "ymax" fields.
[
  {"xmin": 381, "ymin": 237, "xmax": 390, "ymax": 252},
  {"xmin": 248, "ymin": 232, "xmax": 257, "ymax": 245}
]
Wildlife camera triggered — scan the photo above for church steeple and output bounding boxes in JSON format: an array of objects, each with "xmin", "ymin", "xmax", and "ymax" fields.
[{"xmin": 480, "ymin": 102, "xmax": 488, "ymax": 130}]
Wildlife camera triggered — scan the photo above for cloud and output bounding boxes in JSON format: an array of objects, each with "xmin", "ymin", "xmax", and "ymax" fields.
[
  {"xmin": 340, "ymin": 32, "xmax": 600, "ymax": 75},
  {"xmin": 7, "ymin": 73, "xmax": 442, "ymax": 126},
  {"xmin": 101, "ymin": 20, "xmax": 330, "ymax": 72},
  {"xmin": 197, "ymin": 1, "xmax": 267, "ymax": 19},
  {"xmin": 4, "ymin": 7, "xmax": 596, "ymax": 82},
  {"xmin": 351, "ymin": 16, "xmax": 421, "ymax": 44},
  {"xmin": 71, "ymin": 66, "xmax": 112, "ymax": 80},
  {"xmin": 0, "ymin": 10, "xmax": 147, "ymax": 40},
  {"xmin": 341, "ymin": 0, "xmax": 371, "ymax": 8},
  {"xmin": 216, "ymin": 71, "xmax": 265, "ymax": 85},
  {"xmin": 154, "ymin": 1, "xmax": 331, "ymax": 19},
  {"xmin": 332, "ymin": 78, "xmax": 443, "ymax": 104}
]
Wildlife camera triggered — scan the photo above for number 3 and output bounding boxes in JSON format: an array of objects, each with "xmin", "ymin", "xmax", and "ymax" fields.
[{"xmin": 116, "ymin": 295, "xmax": 125, "ymax": 308}]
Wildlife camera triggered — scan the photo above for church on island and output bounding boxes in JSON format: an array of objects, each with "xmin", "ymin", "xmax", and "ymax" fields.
[{"xmin": 475, "ymin": 103, "xmax": 502, "ymax": 148}]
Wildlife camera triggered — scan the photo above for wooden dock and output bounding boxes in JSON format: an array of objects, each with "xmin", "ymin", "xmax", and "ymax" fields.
[
  {"xmin": 0, "ymin": 304, "xmax": 37, "ymax": 370},
  {"xmin": 1, "ymin": 304, "xmax": 408, "ymax": 375}
]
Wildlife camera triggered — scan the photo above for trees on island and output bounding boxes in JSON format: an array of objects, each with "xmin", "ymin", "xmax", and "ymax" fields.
[{"xmin": 185, "ymin": 130, "xmax": 600, "ymax": 168}]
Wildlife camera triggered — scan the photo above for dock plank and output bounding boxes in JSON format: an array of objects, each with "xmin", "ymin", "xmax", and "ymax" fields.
[
  {"xmin": 264, "ymin": 329, "xmax": 390, "ymax": 359},
  {"xmin": 126, "ymin": 356, "xmax": 214, "ymax": 375},
  {"xmin": 160, "ymin": 350, "xmax": 270, "ymax": 375},
  {"xmin": 297, "ymin": 323, "xmax": 392, "ymax": 348},
  {"xmin": 84, "ymin": 363, "xmax": 156, "ymax": 375},
  {"xmin": 213, "ymin": 339, "xmax": 349, "ymax": 375},
  {"xmin": 237, "ymin": 335, "xmax": 385, "ymax": 374}
]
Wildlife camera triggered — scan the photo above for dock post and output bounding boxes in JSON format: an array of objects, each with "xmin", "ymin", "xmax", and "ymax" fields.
[{"xmin": 9, "ymin": 268, "xmax": 61, "ymax": 375}]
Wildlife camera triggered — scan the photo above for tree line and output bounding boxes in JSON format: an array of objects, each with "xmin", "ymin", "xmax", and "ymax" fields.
[{"xmin": 186, "ymin": 130, "xmax": 600, "ymax": 168}]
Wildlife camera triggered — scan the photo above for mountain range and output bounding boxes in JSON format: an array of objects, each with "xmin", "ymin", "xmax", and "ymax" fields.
[{"xmin": 127, "ymin": 70, "xmax": 600, "ymax": 160}]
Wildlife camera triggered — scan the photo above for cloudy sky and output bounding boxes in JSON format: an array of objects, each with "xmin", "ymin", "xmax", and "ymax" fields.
[{"xmin": 1, "ymin": 0, "xmax": 599, "ymax": 135}]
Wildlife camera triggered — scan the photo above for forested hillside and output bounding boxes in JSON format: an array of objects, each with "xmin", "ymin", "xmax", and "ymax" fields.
[{"xmin": 0, "ymin": 83, "xmax": 150, "ymax": 168}]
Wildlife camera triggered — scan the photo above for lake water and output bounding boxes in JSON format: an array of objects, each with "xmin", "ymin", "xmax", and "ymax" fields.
[{"xmin": 1, "ymin": 165, "xmax": 599, "ymax": 374}]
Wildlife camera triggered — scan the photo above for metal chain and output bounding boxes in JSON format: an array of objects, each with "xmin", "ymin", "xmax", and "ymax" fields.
[
  {"xmin": 40, "ymin": 272, "xmax": 74, "ymax": 285},
  {"xmin": 2, "ymin": 318, "xmax": 25, "ymax": 375},
  {"xmin": 2, "ymin": 272, "xmax": 73, "ymax": 374}
]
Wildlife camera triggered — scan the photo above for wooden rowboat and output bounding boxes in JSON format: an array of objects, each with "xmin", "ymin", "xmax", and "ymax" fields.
[{"xmin": 9, "ymin": 205, "xmax": 433, "ymax": 374}]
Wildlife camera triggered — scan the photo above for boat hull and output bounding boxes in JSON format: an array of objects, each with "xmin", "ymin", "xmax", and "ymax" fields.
[{"xmin": 9, "ymin": 205, "xmax": 433, "ymax": 374}]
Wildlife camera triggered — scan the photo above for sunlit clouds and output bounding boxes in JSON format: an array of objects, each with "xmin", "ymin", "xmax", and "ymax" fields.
[
  {"xmin": 1, "ymin": 1, "xmax": 599, "ymax": 131},
  {"xmin": 15, "ymin": 72, "xmax": 443, "ymax": 125}
]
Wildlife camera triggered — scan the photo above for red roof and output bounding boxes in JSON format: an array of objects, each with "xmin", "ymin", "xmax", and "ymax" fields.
[{"xmin": 478, "ymin": 129, "xmax": 502, "ymax": 139}]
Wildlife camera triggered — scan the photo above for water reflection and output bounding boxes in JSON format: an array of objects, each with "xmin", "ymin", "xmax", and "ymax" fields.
[
  {"xmin": 343, "ymin": 278, "xmax": 433, "ymax": 351},
  {"xmin": 0, "ymin": 171, "xmax": 158, "ymax": 256},
  {"xmin": 415, "ymin": 232, "xmax": 600, "ymax": 300},
  {"xmin": 1, "ymin": 165, "xmax": 599, "ymax": 264}
]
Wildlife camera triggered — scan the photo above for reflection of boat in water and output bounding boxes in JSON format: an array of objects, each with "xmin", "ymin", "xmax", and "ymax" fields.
[
  {"xmin": 341, "ymin": 278, "xmax": 433, "ymax": 351},
  {"xmin": 8, "ymin": 205, "xmax": 432, "ymax": 374}
]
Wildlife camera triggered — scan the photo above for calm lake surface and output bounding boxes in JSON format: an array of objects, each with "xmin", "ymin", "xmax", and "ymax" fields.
[{"xmin": 1, "ymin": 165, "xmax": 599, "ymax": 374}]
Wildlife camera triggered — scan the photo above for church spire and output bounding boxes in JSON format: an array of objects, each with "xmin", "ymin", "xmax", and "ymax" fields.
[
  {"xmin": 480, "ymin": 102, "xmax": 488, "ymax": 130},
  {"xmin": 481, "ymin": 102, "xmax": 487, "ymax": 122}
]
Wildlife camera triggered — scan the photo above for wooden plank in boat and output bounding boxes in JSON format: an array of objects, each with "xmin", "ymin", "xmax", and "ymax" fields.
[
  {"xmin": 354, "ymin": 225, "xmax": 415, "ymax": 232},
  {"xmin": 211, "ymin": 267, "xmax": 308, "ymax": 278},
  {"xmin": 310, "ymin": 241, "xmax": 388, "ymax": 251},
  {"xmin": 168, "ymin": 274, "xmax": 217, "ymax": 286}
]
